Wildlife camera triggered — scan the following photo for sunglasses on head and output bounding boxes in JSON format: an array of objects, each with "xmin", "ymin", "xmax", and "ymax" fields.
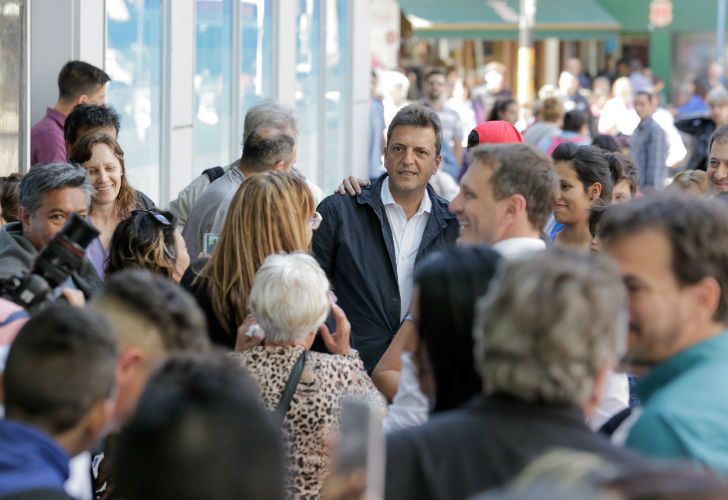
[{"xmin": 131, "ymin": 209, "xmax": 172, "ymax": 226}]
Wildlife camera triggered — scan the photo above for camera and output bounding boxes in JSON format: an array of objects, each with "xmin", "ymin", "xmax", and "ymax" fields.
[{"xmin": 0, "ymin": 213, "xmax": 99, "ymax": 311}]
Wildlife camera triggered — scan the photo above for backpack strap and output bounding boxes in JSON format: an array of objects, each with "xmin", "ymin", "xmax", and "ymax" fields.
[
  {"xmin": 202, "ymin": 166, "xmax": 225, "ymax": 183},
  {"xmin": 276, "ymin": 350, "xmax": 308, "ymax": 421}
]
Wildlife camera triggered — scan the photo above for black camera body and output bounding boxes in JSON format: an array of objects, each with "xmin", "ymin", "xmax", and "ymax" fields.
[{"xmin": 0, "ymin": 213, "xmax": 99, "ymax": 311}]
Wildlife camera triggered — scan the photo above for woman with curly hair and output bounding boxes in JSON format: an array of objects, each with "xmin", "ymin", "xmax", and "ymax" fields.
[{"xmin": 105, "ymin": 208, "xmax": 189, "ymax": 283}]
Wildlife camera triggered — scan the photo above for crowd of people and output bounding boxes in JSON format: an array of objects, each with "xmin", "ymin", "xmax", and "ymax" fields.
[{"xmin": 4, "ymin": 56, "xmax": 728, "ymax": 500}]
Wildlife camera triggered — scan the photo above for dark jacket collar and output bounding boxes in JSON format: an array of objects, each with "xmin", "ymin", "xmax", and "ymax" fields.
[{"xmin": 356, "ymin": 174, "xmax": 455, "ymax": 228}]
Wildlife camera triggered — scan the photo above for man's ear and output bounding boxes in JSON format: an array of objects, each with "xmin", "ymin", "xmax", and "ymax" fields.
[
  {"xmin": 433, "ymin": 153, "xmax": 443, "ymax": 173},
  {"xmin": 271, "ymin": 160, "xmax": 287, "ymax": 172},
  {"xmin": 118, "ymin": 347, "xmax": 147, "ymax": 379},
  {"xmin": 690, "ymin": 276, "xmax": 722, "ymax": 322}
]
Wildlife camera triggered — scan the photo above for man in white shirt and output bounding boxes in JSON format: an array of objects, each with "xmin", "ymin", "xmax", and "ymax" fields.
[{"xmin": 449, "ymin": 143, "xmax": 558, "ymax": 257}]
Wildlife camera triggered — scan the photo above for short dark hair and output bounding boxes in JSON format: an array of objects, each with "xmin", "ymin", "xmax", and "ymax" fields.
[
  {"xmin": 562, "ymin": 110, "xmax": 587, "ymax": 133},
  {"xmin": 552, "ymin": 143, "xmax": 613, "ymax": 202},
  {"xmin": 58, "ymin": 60, "xmax": 110, "ymax": 101},
  {"xmin": 468, "ymin": 143, "xmax": 558, "ymax": 230},
  {"xmin": 115, "ymin": 354, "xmax": 285, "ymax": 500},
  {"xmin": 240, "ymin": 128, "xmax": 295, "ymax": 173},
  {"xmin": 600, "ymin": 194, "xmax": 728, "ymax": 324},
  {"xmin": 387, "ymin": 104, "xmax": 443, "ymax": 156},
  {"xmin": 635, "ymin": 90, "xmax": 655, "ymax": 102},
  {"xmin": 64, "ymin": 104, "xmax": 121, "ymax": 147},
  {"xmin": 20, "ymin": 163, "xmax": 92, "ymax": 215},
  {"xmin": 105, "ymin": 209, "xmax": 180, "ymax": 280},
  {"xmin": 488, "ymin": 98, "xmax": 517, "ymax": 122},
  {"xmin": 3, "ymin": 305, "xmax": 118, "ymax": 434},
  {"xmin": 425, "ymin": 68, "xmax": 446, "ymax": 81},
  {"xmin": 592, "ymin": 134, "xmax": 620, "ymax": 153},
  {"xmin": 415, "ymin": 246, "xmax": 502, "ymax": 413},
  {"xmin": 709, "ymin": 123, "xmax": 728, "ymax": 156},
  {"xmin": 94, "ymin": 269, "xmax": 209, "ymax": 353}
]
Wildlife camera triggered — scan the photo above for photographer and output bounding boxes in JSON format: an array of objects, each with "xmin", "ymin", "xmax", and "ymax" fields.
[{"xmin": 0, "ymin": 163, "xmax": 102, "ymax": 301}]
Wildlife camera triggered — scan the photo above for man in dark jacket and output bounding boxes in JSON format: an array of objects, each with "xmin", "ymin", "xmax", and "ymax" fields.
[
  {"xmin": 0, "ymin": 162, "xmax": 102, "ymax": 300},
  {"xmin": 312, "ymin": 104, "xmax": 458, "ymax": 372},
  {"xmin": 386, "ymin": 249, "xmax": 650, "ymax": 500}
]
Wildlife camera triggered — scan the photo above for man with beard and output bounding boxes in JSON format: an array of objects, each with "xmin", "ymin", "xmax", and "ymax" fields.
[{"xmin": 600, "ymin": 194, "xmax": 728, "ymax": 474}]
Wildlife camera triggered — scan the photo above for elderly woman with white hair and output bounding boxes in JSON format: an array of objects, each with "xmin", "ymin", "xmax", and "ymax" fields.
[{"xmin": 229, "ymin": 252, "xmax": 386, "ymax": 499}]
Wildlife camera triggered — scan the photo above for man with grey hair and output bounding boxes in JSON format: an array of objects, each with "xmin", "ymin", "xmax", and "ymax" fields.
[
  {"xmin": 385, "ymin": 249, "xmax": 645, "ymax": 500},
  {"xmin": 0, "ymin": 163, "xmax": 102, "ymax": 299},
  {"xmin": 599, "ymin": 194, "xmax": 728, "ymax": 474},
  {"xmin": 169, "ymin": 100, "xmax": 323, "ymax": 231},
  {"xmin": 312, "ymin": 104, "xmax": 458, "ymax": 373},
  {"xmin": 181, "ymin": 124, "xmax": 297, "ymax": 258}
]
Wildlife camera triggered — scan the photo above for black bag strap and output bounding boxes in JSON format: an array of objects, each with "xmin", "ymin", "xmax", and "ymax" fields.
[
  {"xmin": 276, "ymin": 350, "xmax": 307, "ymax": 421},
  {"xmin": 202, "ymin": 166, "xmax": 225, "ymax": 183}
]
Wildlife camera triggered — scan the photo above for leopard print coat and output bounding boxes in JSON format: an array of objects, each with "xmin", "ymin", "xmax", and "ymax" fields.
[{"xmin": 230, "ymin": 346, "xmax": 387, "ymax": 499}]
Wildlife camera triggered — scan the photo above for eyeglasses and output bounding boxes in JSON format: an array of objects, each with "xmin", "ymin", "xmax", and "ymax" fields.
[
  {"xmin": 131, "ymin": 209, "xmax": 172, "ymax": 226},
  {"xmin": 310, "ymin": 211, "xmax": 323, "ymax": 230}
]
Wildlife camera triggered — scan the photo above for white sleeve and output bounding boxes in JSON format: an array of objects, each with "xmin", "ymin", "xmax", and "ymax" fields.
[
  {"xmin": 382, "ymin": 352, "xmax": 429, "ymax": 433},
  {"xmin": 587, "ymin": 370, "xmax": 630, "ymax": 431}
]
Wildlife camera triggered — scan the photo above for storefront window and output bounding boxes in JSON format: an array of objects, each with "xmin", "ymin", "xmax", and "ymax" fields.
[
  {"xmin": 322, "ymin": 0, "xmax": 349, "ymax": 190},
  {"xmin": 105, "ymin": 0, "xmax": 162, "ymax": 202},
  {"xmin": 195, "ymin": 0, "xmax": 233, "ymax": 172},
  {"xmin": 295, "ymin": 0, "xmax": 323, "ymax": 185},
  {"xmin": 0, "ymin": 0, "xmax": 24, "ymax": 174},
  {"xmin": 239, "ymin": 0, "xmax": 272, "ymax": 143}
]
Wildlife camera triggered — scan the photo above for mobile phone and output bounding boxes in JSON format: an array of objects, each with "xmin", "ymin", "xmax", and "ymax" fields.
[
  {"xmin": 202, "ymin": 233, "xmax": 219, "ymax": 257},
  {"xmin": 333, "ymin": 398, "xmax": 385, "ymax": 498}
]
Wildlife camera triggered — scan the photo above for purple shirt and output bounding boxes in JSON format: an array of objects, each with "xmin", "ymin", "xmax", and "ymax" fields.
[
  {"xmin": 30, "ymin": 108, "xmax": 67, "ymax": 164},
  {"xmin": 86, "ymin": 217, "xmax": 108, "ymax": 279}
]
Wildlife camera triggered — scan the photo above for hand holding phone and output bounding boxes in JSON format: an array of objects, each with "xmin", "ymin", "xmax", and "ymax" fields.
[{"xmin": 319, "ymin": 302, "xmax": 351, "ymax": 356}]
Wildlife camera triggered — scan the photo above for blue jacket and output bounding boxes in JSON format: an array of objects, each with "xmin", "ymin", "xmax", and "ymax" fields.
[
  {"xmin": 312, "ymin": 175, "xmax": 458, "ymax": 372},
  {"xmin": 0, "ymin": 419, "xmax": 70, "ymax": 497}
]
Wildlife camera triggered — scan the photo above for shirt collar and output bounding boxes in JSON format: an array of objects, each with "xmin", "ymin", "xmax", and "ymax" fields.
[
  {"xmin": 492, "ymin": 237, "xmax": 546, "ymax": 259},
  {"xmin": 46, "ymin": 108, "xmax": 65, "ymax": 128},
  {"xmin": 635, "ymin": 331, "xmax": 728, "ymax": 403},
  {"xmin": 381, "ymin": 177, "xmax": 432, "ymax": 216}
]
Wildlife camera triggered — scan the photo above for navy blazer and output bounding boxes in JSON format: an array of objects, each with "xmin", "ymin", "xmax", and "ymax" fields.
[{"xmin": 311, "ymin": 174, "xmax": 458, "ymax": 372}]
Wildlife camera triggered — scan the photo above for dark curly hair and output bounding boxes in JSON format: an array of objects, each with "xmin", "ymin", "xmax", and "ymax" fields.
[{"xmin": 105, "ymin": 209, "xmax": 180, "ymax": 280}]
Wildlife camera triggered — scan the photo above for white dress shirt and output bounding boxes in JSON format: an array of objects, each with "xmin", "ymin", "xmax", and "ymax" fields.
[
  {"xmin": 382, "ymin": 352, "xmax": 429, "ymax": 433},
  {"xmin": 381, "ymin": 178, "xmax": 431, "ymax": 321},
  {"xmin": 492, "ymin": 237, "xmax": 546, "ymax": 259}
]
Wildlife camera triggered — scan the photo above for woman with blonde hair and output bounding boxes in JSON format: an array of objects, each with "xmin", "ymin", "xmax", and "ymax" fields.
[
  {"xmin": 69, "ymin": 132, "xmax": 155, "ymax": 278},
  {"xmin": 181, "ymin": 171, "xmax": 317, "ymax": 347}
]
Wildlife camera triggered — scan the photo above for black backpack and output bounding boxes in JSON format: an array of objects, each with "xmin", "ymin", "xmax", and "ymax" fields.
[{"xmin": 202, "ymin": 166, "xmax": 225, "ymax": 184}]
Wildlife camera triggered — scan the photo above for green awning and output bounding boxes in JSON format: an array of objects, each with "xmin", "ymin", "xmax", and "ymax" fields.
[{"xmin": 401, "ymin": 0, "xmax": 621, "ymax": 41}]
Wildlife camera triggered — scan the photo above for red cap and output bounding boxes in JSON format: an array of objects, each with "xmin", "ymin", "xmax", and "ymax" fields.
[{"xmin": 468, "ymin": 121, "xmax": 524, "ymax": 147}]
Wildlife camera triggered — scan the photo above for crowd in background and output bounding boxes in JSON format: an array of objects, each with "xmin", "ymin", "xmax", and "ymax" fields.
[{"xmin": 5, "ymin": 54, "xmax": 728, "ymax": 500}]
